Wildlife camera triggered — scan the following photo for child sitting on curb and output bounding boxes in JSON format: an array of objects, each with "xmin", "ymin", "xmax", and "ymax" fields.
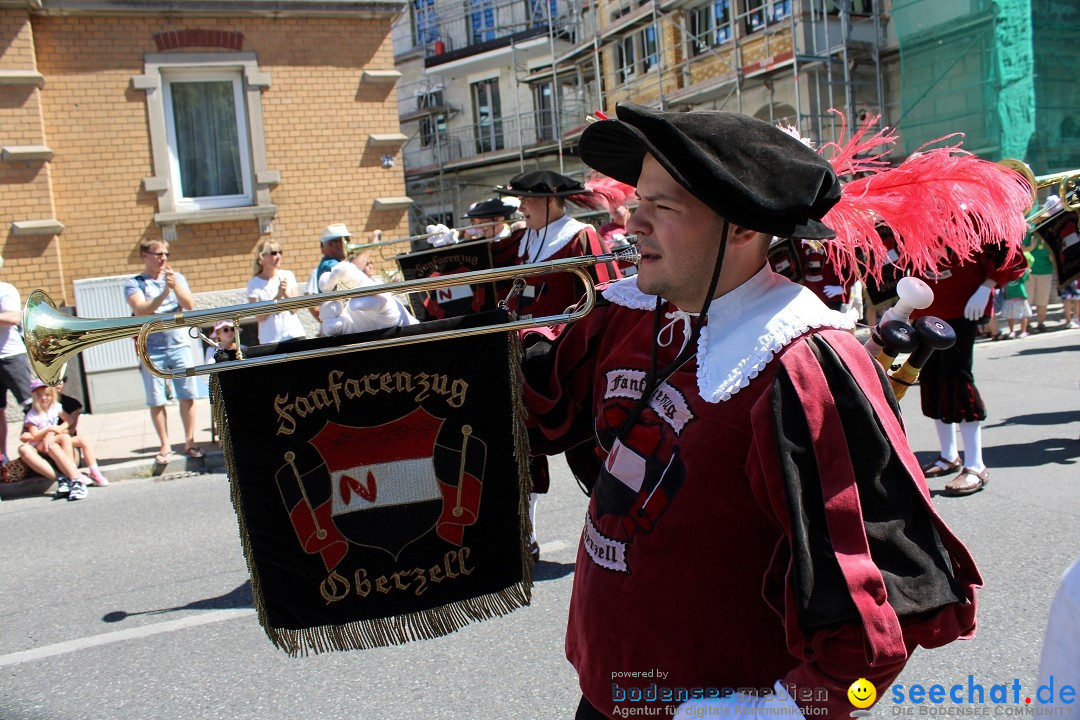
[{"xmin": 19, "ymin": 378, "xmax": 108, "ymax": 500}]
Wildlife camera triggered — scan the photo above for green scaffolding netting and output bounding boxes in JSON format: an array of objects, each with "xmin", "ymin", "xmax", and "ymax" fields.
[{"xmin": 894, "ymin": 0, "xmax": 1078, "ymax": 175}]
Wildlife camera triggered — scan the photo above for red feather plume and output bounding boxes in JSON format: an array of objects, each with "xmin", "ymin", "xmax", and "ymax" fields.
[
  {"xmin": 818, "ymin": 110, "xmax": 1032, "ymax": 282},
  {"xmin": 576, "ymin": 173, "xmax": 636, "ymax": 215}
]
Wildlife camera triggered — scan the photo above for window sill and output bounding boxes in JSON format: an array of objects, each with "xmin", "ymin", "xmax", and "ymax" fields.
[{"xmin": 154, "ymin": 204, "xmax": 277, "ymax": 227}]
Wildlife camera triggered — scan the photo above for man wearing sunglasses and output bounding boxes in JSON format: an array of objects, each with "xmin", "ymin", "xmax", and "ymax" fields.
[{"xmin": 124, "ymin": 239, "xmax": 203, "ymax": 463}]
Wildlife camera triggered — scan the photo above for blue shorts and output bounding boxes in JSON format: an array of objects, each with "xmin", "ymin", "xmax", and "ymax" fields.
[{"xmin": 140, "ymin": 345, "xmax": 199, "ymax": 407}]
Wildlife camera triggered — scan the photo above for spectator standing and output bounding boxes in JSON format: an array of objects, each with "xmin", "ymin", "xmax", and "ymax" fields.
[
  {"xmin": 1023, "ymin": 222, "xmax": 1056, "ymax": 333},
  {"xmin": 0, "ymin": 255, "xmax": 34, "ymax": 477},
  {"xmin": 124, "ymin": 239, "xmax": 203, "ymax": 464},
  {"xmin": 1061, "ymin": 279, "xmax": 1080, "ymax": 329},
  {"xmin": 304, "ymin": 224, "xmax": 350, "ymax": 325},
  {"xmin": 1001, "ymin": 252, "xmax": 1034, "ymax": 339},
  {"xmin": 247, "ymin": 240, "xmax": 306, "ymax": 345}
]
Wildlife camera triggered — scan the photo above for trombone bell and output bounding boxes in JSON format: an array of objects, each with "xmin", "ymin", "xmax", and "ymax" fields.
[
  {"xmin": 23, "ymin": 289, "xmax": 153, "ymax": 387},
  {"xmin": 998, "ymin": 158, "xmax": 1080, "ymax": 214}
]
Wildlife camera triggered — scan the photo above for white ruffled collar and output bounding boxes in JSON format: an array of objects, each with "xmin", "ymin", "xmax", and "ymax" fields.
[
  {"xmin": 602, "ymin": 265, "xmax": 855, "ymax": 403},
  {"xmin": 518, "ymin": 215, "xmax": 588, "ymax": 262}
]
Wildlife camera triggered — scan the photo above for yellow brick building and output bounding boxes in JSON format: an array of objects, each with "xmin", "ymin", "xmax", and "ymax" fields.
[{"xmin": 1, "ymin": 0, "xmax": 409, "ymax": 306}]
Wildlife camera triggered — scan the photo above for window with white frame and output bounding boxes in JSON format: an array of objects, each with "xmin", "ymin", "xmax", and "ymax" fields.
[
  {"xmin": 616, "ymin": 35, "xmax": 636, "ymax": 84},
  {"xmin": 134, "ymin": 53, "xmax": 276, "ymax": 238},
  {"xmin": 418, "ymin": 90, "xmax": 447, "ymax": 147},
  {"xmin": 162, "ymin": 70, "xmax": 253, "ymax": 212},
  {"xmin": 534, "ymin": 83, "xmax": 554, "ymax": 142},
  {"xmin": 746, "ymin": 0, "xmax": 791, "ymax": 34},
  {"xmin": 414, "ymin": 0, "xmax": 439, "ymax": 45},
  {"xmin": 689, "ymin": 0, "xmax": 732, "ymax": 55},
  {"xmin": 641, "ymin": 25, "xmax": 659, "ymax": 72},
  {"xmin": 472, "ymin": 78, "xmax": 504, "ymax": 153}
]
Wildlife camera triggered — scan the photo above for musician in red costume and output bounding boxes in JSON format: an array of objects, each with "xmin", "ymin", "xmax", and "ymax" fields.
[
  {"xmin": 492, "ymin": 170, "xmax": 624, "ymax": 561},
  {"xmin": 492, "ymin": 170, "xmax": 622, "ymax": 320},
  {"xmin": 911, "ymin": 246, "xmax": 1025, "ymax": 495},
  {"xmin": 520, "ymin": 104, "xmax": 984, "ymax": 719},
  {"xmin": 799, "ymin": 240, "xmax": 849, "ymax": 311}
]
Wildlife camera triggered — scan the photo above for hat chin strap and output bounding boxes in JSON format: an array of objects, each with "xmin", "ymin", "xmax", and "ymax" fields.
[
  {"xmin": 614, "ymin": 220, "xmax": 730, "ymax": 441},
  {"xmin": 525, "ymin": 200, "xmax": 555, "ymax": 264}
]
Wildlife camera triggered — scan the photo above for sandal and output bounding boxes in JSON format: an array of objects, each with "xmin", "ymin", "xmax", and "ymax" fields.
[
  {"xmin": 944, "ymin": 466, "xmax": 989, "ymax": 496},
  {"xmin": 154, "ymin": 451, "xmax": 174, "ymax": 465},
  {"xmin": 921, "ymin": 455, "xmax": 962, "ymax": 478},
  {"xmin": 185, "ymin": 445, "xmax": 205, "ymax": 459}
]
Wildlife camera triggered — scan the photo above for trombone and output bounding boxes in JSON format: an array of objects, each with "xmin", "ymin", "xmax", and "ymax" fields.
[
  {"xmin": 998, "ymin": 158, "xmax": 1079, "ymax": 216},
  {"xmin": 345, "ymin": 220, "xmax": 508, "ymax": 253},
  {"xmin": 23, "ymin": 245, "xmax": 641, "ymax": 386}
]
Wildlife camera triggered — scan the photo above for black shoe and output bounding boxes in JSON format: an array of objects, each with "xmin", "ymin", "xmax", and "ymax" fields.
[{"xmin": 529, "ymin": 541, "xmax": 540, "ymax": 564}]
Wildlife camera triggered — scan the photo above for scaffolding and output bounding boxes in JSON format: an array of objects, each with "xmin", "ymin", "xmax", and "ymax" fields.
[{"xmin": 394, "ymin": 0, "xmax": 889, "ymax": 224}]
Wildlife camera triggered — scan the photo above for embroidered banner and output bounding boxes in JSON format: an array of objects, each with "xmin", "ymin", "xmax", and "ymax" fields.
[
  {"xmin": 213, "ymin": 321, "xmax": 531, "ymax": 655},
  {"xmin": 395, "ymin": 241, "xmax": 497, "ymax": 321}
]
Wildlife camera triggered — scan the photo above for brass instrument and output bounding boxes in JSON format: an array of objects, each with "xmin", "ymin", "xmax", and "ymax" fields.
[
  {"xmin": 23, "ymin": 246, "xmax": 641, "ymax": 386},
  {"xmin": 998, "ymin": 158, "xmax": 1080, "ymax": 216},
  {"xmin": 345, "ymin": 220, "xmax": 508, "ymax": 253}
]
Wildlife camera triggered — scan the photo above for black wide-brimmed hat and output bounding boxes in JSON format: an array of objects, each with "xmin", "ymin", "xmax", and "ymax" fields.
[
  {"xmin": 579, "ymin": 103, "xmax": 842, "ymax": 240},
  {"xmin": 463, "ymin": 197, "xmax": 519, "ymax": 219},
  {"xmin": 495, "ymin": 170, "xmax": 590, "ymax": 198}
]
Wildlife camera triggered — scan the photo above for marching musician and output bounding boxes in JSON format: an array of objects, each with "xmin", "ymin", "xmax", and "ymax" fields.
[
  {"xmin": 461, "ymin": 197, "xmax": 519, "ymax": 241},
  {"xmin": 518, "ymin": 104, "xmax": 983, "ymax": 718},
  {"xmin": 492, "ymin": 170, "xmax": 625, "ymax": 562},
  {"xmin": 911, "ymin": 245, "xmax": 1026, "ymax": 495},
  {"xmin": 491, "ymin": 170, "xmax": 622, "ymax": 321}
]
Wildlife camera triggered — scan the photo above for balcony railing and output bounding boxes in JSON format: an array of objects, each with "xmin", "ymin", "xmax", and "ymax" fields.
[
  {"xmin": 402, "ymin": 102, "xmax": 592, "ymax": 172},
  {"xmin": 394, "ymin": 0, "xmax": 595, "ymax": 64}
]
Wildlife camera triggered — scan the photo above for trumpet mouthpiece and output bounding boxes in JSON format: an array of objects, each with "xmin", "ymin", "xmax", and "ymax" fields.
[{"xmin": 612, "ymin": 243, "xmax": 641, "ymax": 266}]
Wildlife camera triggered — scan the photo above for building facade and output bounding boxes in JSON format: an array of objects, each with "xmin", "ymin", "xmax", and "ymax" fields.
[
  {"xmin": 0, "ymin": 0, "xmax": 408, "ymax": 410},
  {"xmin": 392, "ymin": 0, "xmax": 1078, "ymax": 228}
]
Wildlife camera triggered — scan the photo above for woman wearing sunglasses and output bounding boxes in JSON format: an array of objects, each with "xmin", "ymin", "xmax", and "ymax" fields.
[{"xmin": 247, "ymin": 240, "xmax": 307, "ymax": 345}]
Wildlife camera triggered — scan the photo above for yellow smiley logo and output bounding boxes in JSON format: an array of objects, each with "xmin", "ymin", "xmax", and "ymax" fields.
[{"xmin": 848, "ymin": 678, "xmax": 877, "ymax": 709}]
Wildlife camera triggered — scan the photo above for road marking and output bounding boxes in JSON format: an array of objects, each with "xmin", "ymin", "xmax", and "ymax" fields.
[{"xmin": 0, "ymin": 608, "xmax": 255, "ymax": 668}]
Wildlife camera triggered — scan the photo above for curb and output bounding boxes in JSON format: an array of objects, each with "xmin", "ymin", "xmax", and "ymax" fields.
[{"xmin": 0, "ymin": 451, "xmax": 227, "ymax": 501}]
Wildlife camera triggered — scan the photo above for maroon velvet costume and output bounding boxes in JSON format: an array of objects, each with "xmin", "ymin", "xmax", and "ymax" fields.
[
  {"xmin": 910, "ymin": 247, "xmax": 1025, "ymax": 423},
  {"xmin": 521, "ymin": 273, "xmax": 981, "ymax": 718}
]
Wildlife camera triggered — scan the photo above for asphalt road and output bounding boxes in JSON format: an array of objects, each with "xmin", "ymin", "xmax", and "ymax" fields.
[{"xmin": 1, "ymin": 326, "xmax": 1078, "ymax": 720}]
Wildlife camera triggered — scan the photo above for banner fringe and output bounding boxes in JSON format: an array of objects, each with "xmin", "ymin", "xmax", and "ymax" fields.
[
  {"xmin": 214, "ymin": 330, "xmax": 535, "ymax": 654},
  {"xmin": 212, "ymin": 372, "xmax": 279, "ymax": 647},
  {"xmin": 507, "ymin": 330, "xmax": 536, "ymax": 603},
  {"xmin": 267, "ymin": 582, "xmax": 533, "ymax": 656}
]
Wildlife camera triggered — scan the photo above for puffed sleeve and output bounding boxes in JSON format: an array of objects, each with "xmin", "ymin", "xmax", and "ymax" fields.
[
  {"xmin": 519, "ymin": 299, "xmax": 613, "ymax": 457},
  {"xmin": 748, "ymin": 330, "xmax": 981, "ymax": 715},
  {"xmin": 982, "ymin": 241, "xmax": 1027, "ymax": 288}
]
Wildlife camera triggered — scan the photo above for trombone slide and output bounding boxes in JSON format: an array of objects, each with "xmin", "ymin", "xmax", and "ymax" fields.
[{"xmin": 23, "ymin": 245, "xmax": 641, "ymax": 385}]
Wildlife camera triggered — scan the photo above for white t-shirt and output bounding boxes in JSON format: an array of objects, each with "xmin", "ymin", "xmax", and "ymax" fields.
[
  {"xmin": 246, "ymin": 271, "xmax": 307, "ymax": 345},
  {"xmin": 0, "ymin": 282, "xmax": 27, "ymax": 358}
]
